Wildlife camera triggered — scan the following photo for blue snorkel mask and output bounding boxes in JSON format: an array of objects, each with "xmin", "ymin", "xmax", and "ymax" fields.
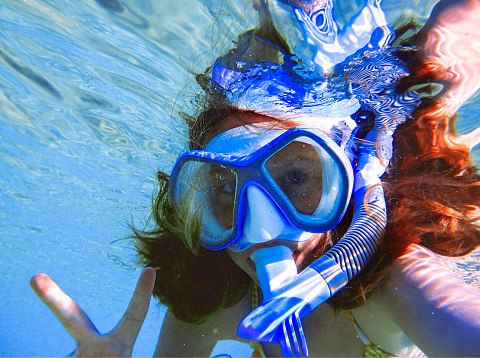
[
  {"xmin": 170, "ymin": 0, "xmax": 421, "ymax": 356},
  {"xmin": 170, "ymin": 125, "xmax": 354, "ymax": 251}
]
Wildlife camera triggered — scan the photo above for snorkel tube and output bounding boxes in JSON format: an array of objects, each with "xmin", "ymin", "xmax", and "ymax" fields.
[{"xmin": 207, "ymin": 0, "xmax": 420, "ymax": 356}]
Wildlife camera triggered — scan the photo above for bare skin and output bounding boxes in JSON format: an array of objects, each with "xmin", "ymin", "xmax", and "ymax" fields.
[{"xmin": 416, "ymin": 0, "xmax": 480, "ymax": 150}]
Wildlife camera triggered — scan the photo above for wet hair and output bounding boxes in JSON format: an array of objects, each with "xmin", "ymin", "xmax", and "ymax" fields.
[
  {"xmin": 132, "ymin": 170, "xmax": 250, "ymax": 323},
  {"xmin": 131, "ymin": 15, "xmax": 480, "ymax": 322}
]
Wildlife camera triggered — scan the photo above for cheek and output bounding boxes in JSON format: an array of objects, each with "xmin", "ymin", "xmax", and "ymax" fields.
[
  {"xmin": 295, "ymin": 233, "xmax": 327, "ymax": 268},
  {"xmin": 297, "ymin": 233, "xmax": 321, "ymax": 251}
]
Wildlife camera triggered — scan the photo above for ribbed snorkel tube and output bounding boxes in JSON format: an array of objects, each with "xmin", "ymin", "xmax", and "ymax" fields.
[
  {"xmin": 313, "ymin": 128, "xmax": 388, "ymax": 288},
  {"xmin": 321, "ymin": 198, "xmax": 386, "ymax": 284}
]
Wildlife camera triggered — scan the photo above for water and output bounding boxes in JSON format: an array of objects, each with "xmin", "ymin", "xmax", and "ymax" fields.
[{"xmin": 0, "ymin": 1, "xmax": 479, "ymax": 357}]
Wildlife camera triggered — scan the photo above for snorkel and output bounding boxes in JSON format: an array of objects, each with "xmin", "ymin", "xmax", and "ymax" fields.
[{"xmin": 179, "ymin": 0, "xmax": 421, "ymax": 356}]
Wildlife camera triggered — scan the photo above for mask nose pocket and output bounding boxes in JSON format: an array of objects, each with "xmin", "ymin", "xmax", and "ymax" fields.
[{"xmin": 241, "ymin": 185, "xmax": 290, "ymax": 245}]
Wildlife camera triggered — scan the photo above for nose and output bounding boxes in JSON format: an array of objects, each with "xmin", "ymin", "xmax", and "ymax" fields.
[
  {"xmin": 241, "ymin": 185, "xmax": 290, "ymax": 245},
  {"xmin": 231, "ymin": 184, "xmax": 313, "ymax": 252}
]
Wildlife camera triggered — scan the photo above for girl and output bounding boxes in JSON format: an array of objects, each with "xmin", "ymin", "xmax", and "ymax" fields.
[{"xmin": 31, "ymin": 0, "xmax": 480, "ymax": 356}]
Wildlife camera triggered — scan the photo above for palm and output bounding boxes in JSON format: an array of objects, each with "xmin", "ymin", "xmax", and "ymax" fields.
[{"xmin": 30, "ymin": 267, "xmax": 156, "ymax": 357}]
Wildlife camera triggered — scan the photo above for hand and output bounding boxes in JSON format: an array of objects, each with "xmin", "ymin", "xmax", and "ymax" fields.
[{"xmin": 30, "ymin": 267, "xmax": 156, "ymax": 357}]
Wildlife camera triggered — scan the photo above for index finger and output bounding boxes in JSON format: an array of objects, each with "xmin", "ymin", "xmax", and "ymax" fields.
[
  {"xmin": 30, "ymin": 273, "xmax": 98, "ymax": 341},
  {"xmin": 111, "ymin": 267, "xmax": 156, "ymax": 346}
]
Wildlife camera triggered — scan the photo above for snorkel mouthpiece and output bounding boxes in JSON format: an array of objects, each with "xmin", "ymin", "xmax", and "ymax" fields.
[
  {"xmin": 251, "ymin": 246, "xmax": 297, "ymax": 301},
  {"xmin": 241, "ymin": 245, "xmax": 349, "ymax": 356}
]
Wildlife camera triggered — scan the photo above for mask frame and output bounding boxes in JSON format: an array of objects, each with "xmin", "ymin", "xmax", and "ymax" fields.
[{"xmin": 169, "ymin": 126, "xmax": 354, "ymax": 250}]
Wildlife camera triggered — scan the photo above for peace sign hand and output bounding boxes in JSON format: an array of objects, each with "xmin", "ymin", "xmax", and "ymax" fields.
[{"xmin": 30, "ymin": 267, "xmax": 156, "ymax": 357}]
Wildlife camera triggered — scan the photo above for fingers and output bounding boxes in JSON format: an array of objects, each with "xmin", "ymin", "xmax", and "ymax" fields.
[
  {"xmin": 30, "ymin": 273, "xmax": 98, "ymax": 341},
  {"xmin": 30, "ymin": 268, "xmax": 156, "ymax": 352},
  {"xmin": 111, "ymin": 267, "xmax": 156, "ymax": 346}
]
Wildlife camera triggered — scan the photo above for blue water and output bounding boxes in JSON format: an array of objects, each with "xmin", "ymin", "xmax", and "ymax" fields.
[{"xmin": 0, "ymin": 1, "xmax": 479, "ymax": 357}]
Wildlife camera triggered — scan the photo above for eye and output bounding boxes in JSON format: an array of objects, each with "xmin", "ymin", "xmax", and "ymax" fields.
[
  {"xmin": 219, "ymin": 180, "xmax": 235, "ymax": 194},
  {"xmin": 283, "ymin": 169, "xmax": 307, "ymax": 186},
  {"xmin": 210, "ymin": 167, "xmax": 236, "ymax": 195}
]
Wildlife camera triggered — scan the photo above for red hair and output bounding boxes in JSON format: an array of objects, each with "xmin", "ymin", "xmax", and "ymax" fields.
[
  {"xmin": 386, "ymin": 58, "xmax": 480, "ymax": 256},
  {"xmin": 326, "ymin": 54, "xmax": 480, "ymax": 308}
]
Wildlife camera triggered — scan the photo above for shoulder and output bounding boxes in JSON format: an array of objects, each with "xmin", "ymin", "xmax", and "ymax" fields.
[
  {"xmin": 154, "ymin": 287, "xmax": 252, "ymax": 357},
  {"xmin": 370, "ymin": 244, "xmax": 480, "ymax": 356}
]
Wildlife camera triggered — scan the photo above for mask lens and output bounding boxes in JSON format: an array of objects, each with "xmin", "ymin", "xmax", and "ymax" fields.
[
  {"xmin": 208, "ymin": 163, "xmax": 237, "ymax": 230},
  {"xmin": 265, "ymin": 139, "xmax": 323, "ymax": 215},
  {"xmin": 170, "ymin": 159, "xmax": 238, "ymax": 249}
]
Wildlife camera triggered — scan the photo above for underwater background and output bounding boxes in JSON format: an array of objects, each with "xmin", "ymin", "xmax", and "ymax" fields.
[{"xmin": 0, "ymin": 0, "xmax": 479, "ymax": 356}]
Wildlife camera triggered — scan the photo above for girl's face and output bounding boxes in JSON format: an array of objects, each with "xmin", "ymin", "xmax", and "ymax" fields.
[{"xmin": 208, "ymin": 111, "xmax": 332, "ymax": 285}]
